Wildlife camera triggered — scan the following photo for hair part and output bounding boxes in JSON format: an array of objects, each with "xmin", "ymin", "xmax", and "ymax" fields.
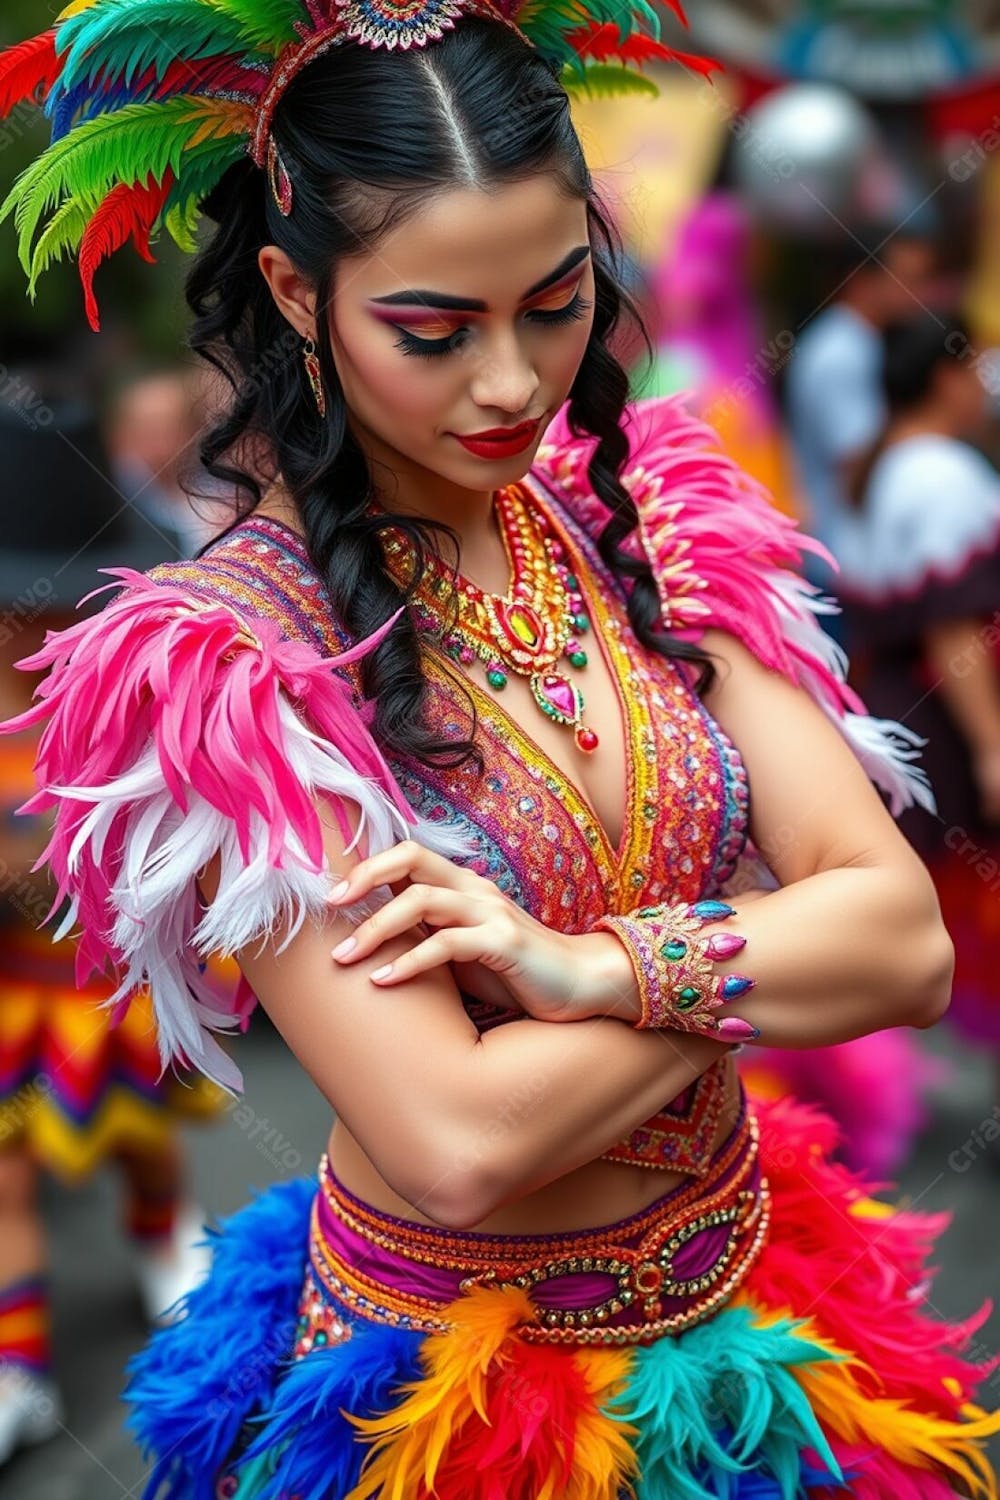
[{"xmin": 185, "ymin": 18, "xmax": 712, "ymax": 776}]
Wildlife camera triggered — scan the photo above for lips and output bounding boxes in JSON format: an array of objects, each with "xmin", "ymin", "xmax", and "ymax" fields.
[{"xmin": 453, "ymin": 418, "xmax": 543, "ymax": 459}]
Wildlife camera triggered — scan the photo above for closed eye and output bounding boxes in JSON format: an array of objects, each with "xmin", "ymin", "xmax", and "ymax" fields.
[{"xmin": 391, "ymin": 293, "xmax": 592, "ymax": 360}]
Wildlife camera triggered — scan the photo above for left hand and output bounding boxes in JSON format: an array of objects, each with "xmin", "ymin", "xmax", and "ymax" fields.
[{"xmin": 326, "ymin": 840, "xmax": 593, "ymax": 1023}]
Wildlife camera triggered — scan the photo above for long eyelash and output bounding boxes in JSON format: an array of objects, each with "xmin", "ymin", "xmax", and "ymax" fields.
[
  {"xmin": 391, "ymin": 328, "xmax": 466, "ymax": 360},
  {"xmin": 391, "ymin": 294, "xmax": 593, "ymax": 360},
  {"xmin": 526, "ymin": 293, "xmax": 592, "ymax": 326}
]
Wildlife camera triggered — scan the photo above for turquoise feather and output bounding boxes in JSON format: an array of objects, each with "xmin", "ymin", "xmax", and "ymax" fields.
[
  {"xmin": 56, "ymin": 1, "xmax": 258, "ymax": 91},
  {"xmin": 609, "ymin": 1306, "xmax": 843, "ymax": 1500}
]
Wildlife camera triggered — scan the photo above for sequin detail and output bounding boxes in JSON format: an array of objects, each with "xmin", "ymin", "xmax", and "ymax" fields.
[{"xmin": 149, "ymin": 502, "xmax": 751, "ymax": 1175}]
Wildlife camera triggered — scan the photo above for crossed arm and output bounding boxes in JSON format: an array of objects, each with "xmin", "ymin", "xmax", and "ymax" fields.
[{"xmin": 197, "ymin": 628, "xmax": 951, "ymax": 1227}]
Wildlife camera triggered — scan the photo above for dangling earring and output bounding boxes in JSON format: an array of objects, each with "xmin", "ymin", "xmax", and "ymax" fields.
[{"xmin": 303, "ymin": 335, "xmax": 326, "ymax": 418}]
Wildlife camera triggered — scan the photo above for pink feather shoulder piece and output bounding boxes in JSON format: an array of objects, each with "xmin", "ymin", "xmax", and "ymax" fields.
[
  {"xmin": 0, "ymin": 568, "xmax": 475, "ymax": 1094},
  {"xmin": 534, "ymin": 395, "xmax": 934, "ymax": 817}
]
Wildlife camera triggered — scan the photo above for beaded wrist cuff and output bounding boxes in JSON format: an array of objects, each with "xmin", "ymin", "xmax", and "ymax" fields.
[{"xmin": 595, "ymin": 900, "xmax": 759, "ymax": 1040}]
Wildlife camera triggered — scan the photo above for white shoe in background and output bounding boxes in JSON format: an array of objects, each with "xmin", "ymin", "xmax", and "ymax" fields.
[
  {"xmin": 132, "ymin": 1202, "xmax": 213, "ymax": 1326},
  {"xmin": 0, "ymin": 1365, "xmax": 63, "ymax": 1467}
]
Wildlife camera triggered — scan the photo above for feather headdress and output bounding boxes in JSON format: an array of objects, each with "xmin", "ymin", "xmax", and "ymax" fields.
[{"xmin": 0, "ymin": 0, "xmax": 717, "ymax": 331}]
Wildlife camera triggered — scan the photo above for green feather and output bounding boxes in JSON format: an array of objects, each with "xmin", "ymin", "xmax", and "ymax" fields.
[
  {"xmin": 0, "ymin": 97, "xmax": 243, "ymax": 274},
  {"xmin": 561, "ymin": 62, "xmax": 659, "ymax": 98},
  {"xmin": 162, "ymin": 133, "xmax": 245, "ymax": 251},
  {"xmin": 520, "ymin": 0, "xmax": 660, "ymax": 71},
  {"xmin": 57, "ymin": 0, "xmax": 259, "ymax": 91},
  {"xmin": 201, "ymin": 0, "xmax": 303, "ymax": 49},
  {"xmin": 27, "ymin": 196, "xmax": 93, "ymax": 296},
  {"xmin": 164, "ymin": 197, "xmax": 201, "ymax": 253}
]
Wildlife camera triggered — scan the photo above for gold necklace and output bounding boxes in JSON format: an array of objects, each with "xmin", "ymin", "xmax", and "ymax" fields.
[{"xmin": 381, "ymin": 483, "xmax": 600, "ymax": 752}]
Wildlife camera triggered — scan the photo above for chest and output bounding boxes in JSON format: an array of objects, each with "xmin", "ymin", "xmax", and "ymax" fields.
[
  {"xmin": 207, "ymin": 509, "xmax": 749, "ymax": 925},
  {"xmin": 385, "ymin": 511, "xmax": 749, "ymax": 928}
]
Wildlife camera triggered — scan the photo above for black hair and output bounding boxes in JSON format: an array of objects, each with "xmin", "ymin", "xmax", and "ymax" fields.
[
  {"xmin": 847, "ymin": 309, "xmax": 972, "ymax": 508},
  {"xmin": 185, "ymin": 18, "xmax": 712, "ymax": 774}
]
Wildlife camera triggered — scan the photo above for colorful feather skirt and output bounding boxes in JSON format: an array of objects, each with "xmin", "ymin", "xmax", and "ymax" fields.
[
  {"xmin": 0, "ymin": 922, "xmax": 228, "ymax": 1181},
  {"xmin": 124, "ymin": 1096, "xmax": 1000, "ymax": 1499}
]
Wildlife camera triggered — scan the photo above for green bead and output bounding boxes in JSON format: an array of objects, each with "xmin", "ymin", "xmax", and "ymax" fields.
[
  {"xmin": 663, "ymin": 939, "xmax": 687, "ymax": 961},
  {"xmin": 573, "ymin": 614, "xmax": 590, "ymax": 632},
  {"xmin": 565, "ymin": 573, "xmax": 579, "ymax": 590},
  {"xmin": 568, "ymin": 650, "xmax": 587, "ymax": 668},
  {"xmin": 677, "ymin": 986, "xmax": 701, "ymax": 1010},
  {"xmin": 486, "ymin": 670, "xmax": 507, "ymax": 689}
]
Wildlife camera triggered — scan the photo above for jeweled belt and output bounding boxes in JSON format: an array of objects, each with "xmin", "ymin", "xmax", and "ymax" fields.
[{"xmin": 299, "ymin": 1108, "xmax": 769, "ymax": 1350}]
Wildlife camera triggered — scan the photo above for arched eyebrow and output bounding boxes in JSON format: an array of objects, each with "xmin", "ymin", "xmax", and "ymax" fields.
[{"xmin": 369, "ymin": 245, "xmax": 591, "ymax": 312}]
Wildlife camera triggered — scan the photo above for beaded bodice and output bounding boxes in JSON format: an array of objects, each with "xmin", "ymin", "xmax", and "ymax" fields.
[{"xmin": 147, "ymin": 475, "xmax": 751, "ymax": 1175}]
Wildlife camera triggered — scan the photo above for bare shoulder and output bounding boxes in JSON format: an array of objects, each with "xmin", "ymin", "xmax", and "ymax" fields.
[{"xmin": 697, "ymin": 627, "xmax": 924, "ymax": 883}]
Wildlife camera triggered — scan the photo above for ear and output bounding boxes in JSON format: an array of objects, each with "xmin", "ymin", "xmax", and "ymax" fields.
[{"xmin": 258, "ymin": 246, "xmax": 317, "ymax": 337}]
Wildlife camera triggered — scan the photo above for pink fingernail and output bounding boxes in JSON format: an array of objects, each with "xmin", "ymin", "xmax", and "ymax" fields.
[
  {"xmin": 716, "ymin": 1017, "xmax": 760, "ymax": 1040},
  {"xmin": 703, "ymin": 932, "xmax": 746, "ymax": 960},
  {"xmin": 327, "ymin": 879, "xmax": 350, "ymax": 902},
  {"xmin": 371, "ymin": 964, "xmax": 393, "ymax": 981},
  {"xmin": 331, "ymin": 936, "xmax": 356, "ymax": 960}
]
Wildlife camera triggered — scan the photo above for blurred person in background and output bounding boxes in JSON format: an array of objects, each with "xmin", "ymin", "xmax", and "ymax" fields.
[
  {"xmin": 785, "ymin": 229, "xmax": 941, "ymax": 596},
  {"xmin": 0, "ymin": 402, "xmax": 232, "ymax": 1465},
  {"xmin": 840, "ymin": 311, "xmax": 1000, "ymax": 1118},
  {"xmin": 639, "ymin": 194, "xmax": 942, "ymax": 1176},
  {"xmin": 106, "ymin": 366, "xmax": 235, "ymax": 558},
  {"xmin": 635, "ymin": 190, "xmax": 803, "ymax": 522}
]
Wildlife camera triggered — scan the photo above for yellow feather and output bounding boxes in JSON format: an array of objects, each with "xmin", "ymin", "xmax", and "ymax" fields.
[
  {"xmin": 180, "ymin": 99, "xmax": 255, "ymax": 147},
  {"xmin": 56, "ymin": 0, "xmax": 104, "ymax": 20},
  {"xmin": 341, "ymin": 1285, "xmax": 635, "ymax": 1500},
  {"xmin": 740, "ymin": 1302, "xmax": 1000, "ymax": 1500}
]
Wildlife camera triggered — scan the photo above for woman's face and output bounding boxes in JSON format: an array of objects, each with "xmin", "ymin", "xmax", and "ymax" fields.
[{"xmin": 326, "ymin": 175, "xmax": 594, "ymax": 500}]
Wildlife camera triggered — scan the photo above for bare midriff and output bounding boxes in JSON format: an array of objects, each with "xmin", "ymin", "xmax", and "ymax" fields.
[{"xmin": 327, "ymin": 1057, "xmax": 742, "ymax": 1235}]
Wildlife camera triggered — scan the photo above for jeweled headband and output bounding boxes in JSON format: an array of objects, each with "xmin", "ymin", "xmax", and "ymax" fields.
[{"xmin": 0, "ymin": 0, "xmax": 715, "ymax": 331}]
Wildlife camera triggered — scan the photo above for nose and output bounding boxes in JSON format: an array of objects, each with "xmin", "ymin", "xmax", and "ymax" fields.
[{"xmin": 469, "ymin": 329, "xmax": 540, "ymax": 416}]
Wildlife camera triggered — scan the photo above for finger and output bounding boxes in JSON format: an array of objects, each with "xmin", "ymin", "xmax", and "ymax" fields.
[
  {"xmin": 331, "ymin": 886, "xmax": 474, "ymax": 964},
  {"xmin": 369, "ymin": 928, "xmax": 486, "ymax": 985},
  {"xmin": 327, "ymin": 839, "xmax": 476, "ymax": 906}
]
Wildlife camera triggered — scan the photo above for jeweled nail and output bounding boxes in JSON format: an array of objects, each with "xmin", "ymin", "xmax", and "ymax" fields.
[
  {"xmin": 716, "ymin": 1017, "xmax": 760, "ymax": 1040},
  {"xmin": 720, "ymin": 974, "xmax": 756, "ymax": 1000},
  {"xmin": 702, "ymin": 932, "xmax": 746, "ymax": 960},
  {"xmin": 691, "ymin": 900, "xmax": 736, "ymax": 921}
]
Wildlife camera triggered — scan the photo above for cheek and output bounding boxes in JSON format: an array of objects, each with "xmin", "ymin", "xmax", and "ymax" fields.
[
  {"xmin": 542, "ymin": 313, "xmax": 593, "ymax": 398},
  {"xmin": 330, "ymin": 313, "xmax": 458, "ymax": 430}
]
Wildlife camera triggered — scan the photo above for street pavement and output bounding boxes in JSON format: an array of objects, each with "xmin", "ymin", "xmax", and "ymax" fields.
[{"xmin": 3, "ymin": 1019, "xmax": 999, "ymax": 1499}]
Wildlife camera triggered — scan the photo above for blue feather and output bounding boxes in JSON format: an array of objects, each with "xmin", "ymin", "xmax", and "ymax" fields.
[
  {"xmin": 123, "ymin": 1175, "xmax": 317, "ymax": 1500},
  {"xmin": 239, "ymin": 1324, "xmax": 425, "ymax": 1500}
]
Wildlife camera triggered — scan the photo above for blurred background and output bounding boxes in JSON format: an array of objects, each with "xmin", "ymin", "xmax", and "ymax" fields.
[{"xmin": 3, "ymin": 0, "xmax": 1000, "ymax": 1493}]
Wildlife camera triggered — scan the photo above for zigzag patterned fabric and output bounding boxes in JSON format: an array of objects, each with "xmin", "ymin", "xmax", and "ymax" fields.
[{"xmin": 0, "ymin": 0, "xmax": 716, "ymax": 330}]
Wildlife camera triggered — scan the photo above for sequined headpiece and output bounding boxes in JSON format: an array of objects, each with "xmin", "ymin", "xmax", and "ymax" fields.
[{"xmin": 0, "ymin": 0, "xmax": 715, "ymax": 331}]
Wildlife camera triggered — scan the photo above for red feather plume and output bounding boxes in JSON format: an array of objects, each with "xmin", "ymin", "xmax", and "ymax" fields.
[
  {"xmin": 78, "ymin": 172, "xmax": 174, "ymax": 332},
  {"xmin": 564, "ymin": 21, "xmax": 721, "ymax": 77},
  {"xmin": 0, "ymin": 30, "xmax": 59, "ymax": 120},
  {"xmin": 146, "ymin": 55, "xmax": 268, "ymax": 103}
]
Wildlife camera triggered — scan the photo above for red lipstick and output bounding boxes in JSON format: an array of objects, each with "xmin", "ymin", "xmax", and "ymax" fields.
[{"xmin": 453, "ymin": 418, "xmax": 542, "ymax": 460}]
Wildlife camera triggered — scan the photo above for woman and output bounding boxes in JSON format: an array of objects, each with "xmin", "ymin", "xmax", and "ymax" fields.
[
  {"xmin": 841, "ymin": 311, "xmax": 1000, "ymax": 1104},
  {"xmin": 0, "ymin": 3, "xmax": 996, "ymax": 1496}
]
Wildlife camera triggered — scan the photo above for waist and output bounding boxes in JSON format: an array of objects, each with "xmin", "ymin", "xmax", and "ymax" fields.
[{"xmin": 303, "ymin": 1104, "xmax": 769, "ymax": 1351}]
